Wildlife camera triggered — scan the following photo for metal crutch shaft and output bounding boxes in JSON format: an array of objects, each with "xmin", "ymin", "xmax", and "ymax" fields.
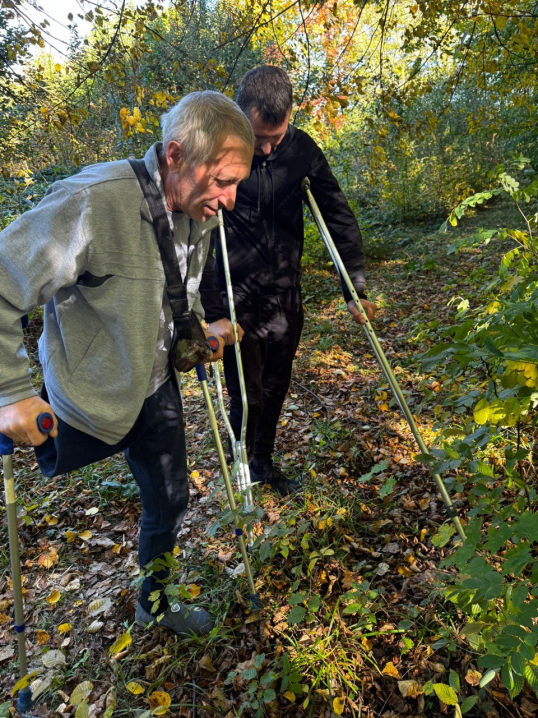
[
  {"xmin": 302, "ymin": 178, "xmax": 466, "ymax": 542},
  {"xmin": 217, "ymin": 210, "xmax": 254, "ymax": 512},
  {"xmin": 1, "ymin": 412, "xmax": 55, "ymax": 711},
  {"xmin": 195, "ymin": 364, "xmax": 262, "ymax": 611}
]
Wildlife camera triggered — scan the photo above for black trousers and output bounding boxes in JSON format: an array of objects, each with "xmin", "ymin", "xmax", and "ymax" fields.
[
  {"xmin": 223, "ymin": 287, "xmax": 304, "ymax": 465},
  {"xmin": 35, "ymin": 379, "xmax": 189, "ymax": 612}
]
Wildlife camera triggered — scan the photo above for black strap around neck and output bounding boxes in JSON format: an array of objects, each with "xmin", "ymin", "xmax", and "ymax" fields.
[{"xmin": 129, "ymin": 158, "xmax": 191, "ymax": 339}]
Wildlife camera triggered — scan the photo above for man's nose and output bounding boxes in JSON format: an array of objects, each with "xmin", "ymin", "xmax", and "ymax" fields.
[
  {"xmin": 220, "ymin": 185, "xmax": 238, "ymax": 211},
  {"xmin": 257, "ymin": 140, "xmax": 272, "ymax": 155}
]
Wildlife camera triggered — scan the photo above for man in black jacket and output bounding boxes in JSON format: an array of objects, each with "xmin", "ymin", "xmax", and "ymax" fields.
[{"xmin": 201, "ymin": 66, "xmax": 376, "ymax": 494}]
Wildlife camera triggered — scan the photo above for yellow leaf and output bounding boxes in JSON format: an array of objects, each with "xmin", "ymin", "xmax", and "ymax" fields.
[
  {"xmin": 46, "ymin": 589, "xmax": 61, "ymax": 605},
  {"xmin": 70, "ymin": 681, "xmax": 93, "ymax": 706},
  {"xmin": 109, "ymin": 632, "xmax": 132, "ymax": 655},
  {"xmin": 283, "ymin": 691, "xmax": 296, "ymax": 702},
  {"xmin": 45, "ymin": 515, "xmax": 58, "ymax": 525},
  {"xmin": 112, "ymin": 544, "xmax": 122, "ymax": 554},
  {"xmin": 187, "ymin": 584, "xmax": 200, "ymax": 599},
  {"xmin": 38, "ymin": 547, "xmax": 59, "ymax": 568},
  {"xmin": 379, "ymin": 403, "xmax": 389, "ymax": 411},
  {"xmin": 54, "ymin": 63, "xmax": 62, "ymax": 72},
  {"xmin": 190, "ymin": 470, "xmax": 200, "ymax": 479},
  {"xmin": 58, "ymin": 623, "xmax": 72, "ymax": 634},
  {"xmin": 310, "ymin": 468, "xmax": 316, "ymax": 478},
  {"xmin": 149, "ymin": 691, "xmax": 171, "ymax": 713},
  {"xmin": 397, "ymin": 566, "xmax": 413, "ymax": 577},
  {"xmin": 419, "ymin": 528, "xmax": 427, "ymax": 542},
  {"xmin": 11, "ymin": 671, "xmax": 39, "ymax": 696},
  {"xmin": 65, "ymin": 530, "xmax": 77, "ymax": 543},
  {"xmin": 398, "ymin": 680, "xmax": 423, "ymax": 698},
  {"xmin": 465, "ymin": 669, "xmax": 482, "ymax": 686},
  {"xmin": 37, "ymin": 629, "xmax": 50, "ymax": 645},
  {"xmin": 382, "ymin": 661, "xmax": 400, "ymax": 678},
  {"xmin": 361, "ymin": 636, "xmax": 373, "ymax": 650},
  {"xmin": 126, "ymin": 681, "xmax": 145, "ymax": 695},
  {"xmin": 333, "ymin": 697, "xmax": 346, "ymax": 715},
  {"xmin": 78, "ymin": 530, "xmax": 92, "ymax": 542},
  {"xmin": 172, "ymin": 546, "xmax": 180, "ymax": 556}
]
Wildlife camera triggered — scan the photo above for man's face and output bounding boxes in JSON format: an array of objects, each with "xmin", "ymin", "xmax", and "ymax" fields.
[
  {"xmin": 163, "ymin": 136, "xmax": 253, "ymax": 221},
  {"xmin": 249, "ymin": 108, "xmax": 290, "ymax": 157}
]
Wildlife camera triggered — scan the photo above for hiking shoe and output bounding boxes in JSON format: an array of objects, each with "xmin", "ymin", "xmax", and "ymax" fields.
[
  {"xmin": 135, "ymin": 601, "xmax": 215, "ymax": 636},
  {"xmin": 249, "ymin": 461, "xmax": 302, "ymax": 497}
]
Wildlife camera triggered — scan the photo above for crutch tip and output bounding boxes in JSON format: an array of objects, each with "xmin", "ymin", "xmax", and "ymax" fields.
[
  {"xmin": 16, "ymin": 687, "xmax": 33, "ymax": 713},
  {"xmin": 250, "ymin": 593, "xmax": 263, "ymax": 612}
]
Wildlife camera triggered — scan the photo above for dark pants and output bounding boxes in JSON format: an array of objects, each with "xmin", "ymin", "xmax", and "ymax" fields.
[
  {"xmin": 223, "ymin": 288, "xmax": 304, "ymax": 465},
  {"xmin": 35, "ymin": 379, "xmax": 189, "ymax": 612}
]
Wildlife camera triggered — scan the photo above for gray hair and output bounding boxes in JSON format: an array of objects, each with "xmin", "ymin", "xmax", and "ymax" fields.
[{"xmin": 160, "ymin": 91, "xmax": 254, "ymax": 167}]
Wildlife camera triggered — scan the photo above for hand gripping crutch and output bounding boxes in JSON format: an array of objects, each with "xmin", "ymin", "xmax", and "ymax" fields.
[
  {"xmin": 195, "ymin": 364, "xmax": 262, "ymax": 611},
  {"xmin": 301, "ymin": 178, "xmax": 466, "ymax": 542},
  {"xmin": 1, "ymin": 413, "xmax": 55, "ymax": 712},
  {"xmin": 217, "ymin": 210, "xmax": 254, "ymax": 515}
]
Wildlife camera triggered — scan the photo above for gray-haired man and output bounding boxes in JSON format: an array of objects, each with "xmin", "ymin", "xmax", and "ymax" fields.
[{"xmin": 0, "ymin": 91, "xmax": 253, "ymax": 635}]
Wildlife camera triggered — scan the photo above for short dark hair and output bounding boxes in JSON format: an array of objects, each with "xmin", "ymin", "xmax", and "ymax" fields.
[{"xmin": 236, "ymin": 66, "xmax": 293, "ymax": 126}]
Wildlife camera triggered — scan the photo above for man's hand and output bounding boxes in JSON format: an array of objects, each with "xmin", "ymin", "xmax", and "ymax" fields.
[
  {"xmin": 204, "ymin": 330, "xmax": 224, "ymax": 362},
  {"xmin": 347, "ymin": 298, "xmax": 378, "ymax": 325},
  {"xmin": 207, "ymin": 318, "xmax": 244, "ymax": 345},
  {"xmin": 0, "ymin": 396, "xmax": 58, "ymax": 446}
]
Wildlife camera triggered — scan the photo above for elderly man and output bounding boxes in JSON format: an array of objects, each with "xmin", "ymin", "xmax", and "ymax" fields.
[
  {"xmin": 0, "ymin": 91, "xmax": 253, "ymax": 635},
  {"xmin": 202, "ymin": 67, "xmax": 377, "ymax": 495}
]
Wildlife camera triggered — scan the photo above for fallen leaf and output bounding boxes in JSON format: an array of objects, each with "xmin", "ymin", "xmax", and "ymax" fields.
[
  {"xmin": 283, "ymin": 691, "xmax": 296, "ymax": 702},
  {"xmin": 149, "ymin": 690, "xmax": 171, "ymax": 715},
  {"xmin": 361, "ymin": 636, "xmax": 373, "ymax": 651},
  {"xmin": 0, "ymin": 646, "xmax": 15, "ymax": 662},
  {"xmin": 198, "ymin": 654, "xmax": 216, "ymax": 672},
  {"xmin": 109, "ymin": 632, "xmax": 132, "ymax": 656},
  {"xmin": 187, "ymin": 584, "xmax": 200, "ymax": 599},
  {"xmin": 126, "ymin": 681, "xmax": 145, "ymax": 695},
  {"xmin": 42, "ymin": 650, "xmax": 66, "ymax": 668},
  {"xmin": 465, "ymin": 669, "xmax": 482, "ymax": 686},
  {"xmin": 78, "ymin": 530, "xmax": 92, "ymax": 542},
  {"xmin": 85, "ymin": 507, "xmax": 99, "ymax": 516},
  {"xmin": 46, "ymin": 589, "xmax": 61, "ymax": 605},
  {"xmin": 58, "ymin": 623, "xmax": 72, "ymax": 634},
  {"xmin": 38, "ymin": 547, "xmax": 59, "ymax": 568},
  {"xmin": 398, "ymin": 680, "xmax": 423, "ymax": 698},
  {"xmin": 70, "ymin": 681, "xmax": 93, "ymax": 706},
  {"xmin": 86, "ymin": 620, "xmax": 104, "ymax": 633},
  {"xmin": 333, "ymin": 697, "xmax": 346, "ymax": 715},
  {"xmin": 37, "ymin": 630, "xmax": 50, "ymax": 645},
  {"xmin": 382, "ymin": 661, "xmax": 400, "ymax": 678},
  {"xmin": 87, "ymin": 597, "xmax": 112, "ymax": 616},
  {"xmin": 65, "ymin": 530, "xmax": 77, "ymax": 543}
]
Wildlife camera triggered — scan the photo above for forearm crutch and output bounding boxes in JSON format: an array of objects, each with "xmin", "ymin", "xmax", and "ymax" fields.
[
  {"xmin": 217, "ymin": 210, "xmax": 254, "ymax": 514},
  {"xmin": 1, "ymin": 413, "xmax": 54, "ymax": 712},
  {"xmin": 302, "ymin": 178, "xmax": 466, "ymax": 542},
  {"xmin": 195, "ymin": 364, "xmax": 262, "ymax": 611}
]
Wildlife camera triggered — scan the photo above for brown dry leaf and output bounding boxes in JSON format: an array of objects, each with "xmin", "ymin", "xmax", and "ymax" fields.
[
  {"xmin": 382, "ymin": 661, "xmax": 401, "ymax": 678},
  {"xmin": 38, "ymin": 547, "xmax": 59, "ymax": 568},
  {"xmin": 398, "ymin": 680, "xmax": 423, "ymax": 698},
  {"xmin": 198, "ymin": 655, "xmax": 216, "ymax": 672},
  {"xmin": 0, "ymin": 613, "xmax": 11, "ymax": 625},
  {"xmin": 419, "ymin": 498, "xmax": 430, "ymax": 510},
  {"xmin": 465, "ymin": 669, "xmax": 482, "ymax": 686}
]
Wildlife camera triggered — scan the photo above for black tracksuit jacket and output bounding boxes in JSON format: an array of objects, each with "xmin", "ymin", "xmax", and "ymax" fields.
[{"xmin": 200, "ymin": 124, "xmax": 366, "ymax": 321}]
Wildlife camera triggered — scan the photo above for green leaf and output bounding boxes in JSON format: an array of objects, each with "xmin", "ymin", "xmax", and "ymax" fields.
[
  {"xmin": 461, "ymin": 695, "xmax": 478, "ymax": 714},
  {"xmin": 289, "ymin": 593, "xmax": 306, "ymax": 605},
  {"xmin": 287, "ymin": 606, "xmax": 306, "ymax": 625},
  {"xmin": 263, "ymin": 688, "xmax": 276, "ymax": 703},
  {"xmin": 449, "ymin": 669, "xmax": 460, "ymax": 692},
  {"xmin": 379, "ymin": 476, "xmax": 396, "ymax": 498},
  {"xmin": 432, "ymin": 683, "xmax": 458, "ymax": 706},
  {"xmin": 242, "ymin": 668, "xmax": 257, "ymax": 681},
  {"xmin": 307, "ymin": 595, "xmax": 320, "ymax": 613},
  {"xmin": 432, "ymin": 524, "xmax": 456, "ymax": 547}
]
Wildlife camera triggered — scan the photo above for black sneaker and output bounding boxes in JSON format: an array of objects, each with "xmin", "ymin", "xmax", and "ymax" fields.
[
  {"xmin": 135, "ymin": 601, "xmax": 214, "ymax": 636},
  {"xmin": 249, "ymin": 461, "xmax": 302, "ymax": 496}
]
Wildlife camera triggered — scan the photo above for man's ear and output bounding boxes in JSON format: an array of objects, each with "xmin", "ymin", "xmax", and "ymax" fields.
[{"xmin": 166, "ymin": 141, "xmax": 183, "ymax": 172}]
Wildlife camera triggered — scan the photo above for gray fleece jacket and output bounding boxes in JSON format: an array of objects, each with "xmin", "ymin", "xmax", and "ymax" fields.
[{"xmin": 0, "ymin": 144, "xmax": 217, "ymax": 444}]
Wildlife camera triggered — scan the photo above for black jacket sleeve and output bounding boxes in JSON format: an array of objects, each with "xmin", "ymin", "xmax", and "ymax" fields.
[
  {"xmin": 199, "ymin": 230, "xmax": 228, "ymax": 323},
  {"xmin": 308, "ymin": 140, "xmax": 366, "ymax": 303}
]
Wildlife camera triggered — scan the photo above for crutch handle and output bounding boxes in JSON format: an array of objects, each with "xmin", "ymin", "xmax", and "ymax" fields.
[
  {"xmin": 195, "ymin": 363, "xmax": 208, "ymax": 382},
  {"xmin": 206, "ymin": 335, "xmax": 220, "ymax": 353},
  {"xmin": 0, "ymin": 412, "xmax": 55, "ymax": 456}
]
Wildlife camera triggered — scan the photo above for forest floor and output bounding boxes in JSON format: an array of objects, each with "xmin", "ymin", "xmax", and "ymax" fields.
[{"xmin": 1, "ymin": 201, "xmax": 533, "ymax": 718}]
